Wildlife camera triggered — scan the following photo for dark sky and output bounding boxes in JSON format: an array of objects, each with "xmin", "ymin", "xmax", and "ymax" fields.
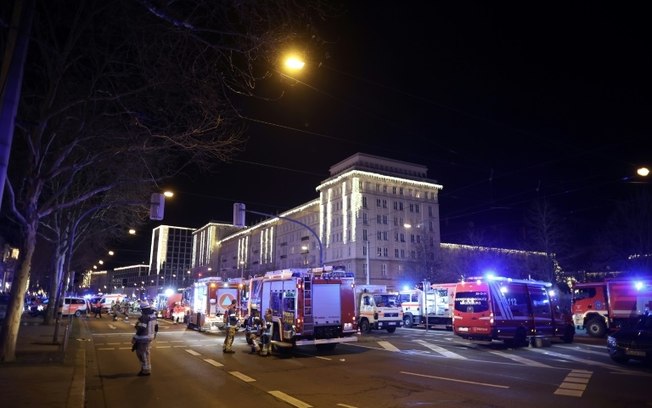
[{"xmin": 119, "ymin": 2, "xmax": 651, "ymax": 268}]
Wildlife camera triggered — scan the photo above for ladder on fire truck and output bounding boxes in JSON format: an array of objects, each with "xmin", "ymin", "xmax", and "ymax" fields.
[{"xmin": 303, "ymin": 276, "xmax": 314, "ymax": 334}]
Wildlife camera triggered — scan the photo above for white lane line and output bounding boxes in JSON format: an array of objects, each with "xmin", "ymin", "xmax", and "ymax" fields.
[
  {"xmin": 268, "ymin": 390, "xmax": 312, "ymax": 408},
  {"xmin": 185, "ymin": 349, "xmax": 201, "ymax": 356},
  {"xmin": 413, "ymin": 340, "xmax": 466, "ymax": 359},
  {"xmin": 156, "ymin": 345, "xmax": 171, "ymax": 349},
  {"xmin": 400, "ymin": 371, "xmax": 508, "ymax": 389},
  {"xmin": 229, "ymin": 371, "xmax": 256, "ymax": 383},
  {"xmin": 336, "ymin": 404, "xmax": 358, "ymax": 408},
  {"xmin": 315, "ymin": 356, "xmax": 332, "ymax": 360},
  {"xmin": 204, "ymin": 358, "xmax": 223, "ymax": 367},
  {"xmin": 554, "ymin": 369, "xmax": 592, "ymax": 397},
  {"xmin": 378, "ymin": 341, "xmax": 401, "ymax": 352},
  {"xmin": 488, "ymin": 350, "xmax": 551, "ymax": 367}
]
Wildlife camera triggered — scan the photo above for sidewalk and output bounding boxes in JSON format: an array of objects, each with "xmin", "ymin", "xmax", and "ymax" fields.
[{"xmin": 0, "ymin": 313, "xmax": 87, "ymax": 408}]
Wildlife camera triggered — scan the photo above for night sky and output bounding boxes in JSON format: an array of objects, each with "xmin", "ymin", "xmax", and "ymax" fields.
[{"xmin": 120, "ymin": 3, "xmax": 650, "ymax": 269}]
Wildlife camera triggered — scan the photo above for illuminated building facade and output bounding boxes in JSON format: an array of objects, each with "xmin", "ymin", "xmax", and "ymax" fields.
[
  {"xmin": 149, "ymin": 225, "xmax": 195, "ymax": 293},
  {"xmin": 215, "ymin": 153, "xmax": 443, "ymax": 289}
]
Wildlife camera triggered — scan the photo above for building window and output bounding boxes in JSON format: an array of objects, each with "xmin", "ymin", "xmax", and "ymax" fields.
[
  {"xmin": 376, "ymin": 198, "xmax": 382, "ymax": 207},
  {"xmin": 382, "ymin": 199, "xmax": 387, "ymax": 208},
  {"xmin": 363, "ymin": 229, "xmax": 368, "ymax": 240},
  {"xmin": 377, "ymin": 231, "xmax": 382, "ymax": 240},
  {"xmin": 363, "ymin": 212, "xmax": 368, "ymax": 225},
  {"xmin": 383, "ymin": 248, "xmax": 388, "ymax": 257},
  {"xmin": 362, "ymin": 196, "xmax": 368, "ymax": 208},
  {"xmin": 377, "ymin": 214, "xmax": 382, "ymax": 224},
  {"xmin": 381, "ymin": 264, "xmax": 388, "ymax": 277},
  {"xmin": 394, "ymin": 248, "xmax": 399, "ymax": 258}
]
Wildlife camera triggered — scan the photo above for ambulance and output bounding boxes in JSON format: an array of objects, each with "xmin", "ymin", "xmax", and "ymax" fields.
[{"xmin": 453, "ymin": 276, "xmax": 575, "ymax": 346}]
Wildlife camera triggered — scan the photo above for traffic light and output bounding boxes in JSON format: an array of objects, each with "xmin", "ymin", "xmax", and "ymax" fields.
[{"xmin": 150, "ymin": 193, "xmax": 165, "ymax": 221}]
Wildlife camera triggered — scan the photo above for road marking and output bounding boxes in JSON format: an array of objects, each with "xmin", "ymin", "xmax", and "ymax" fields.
[
  {"xmin": 488, "ymin": 350, "xmax": 551, "ymax": 367},
  {"xmin": 554, "ymin": 369, "xmax": 592, "ymax": 397},
  {"xmin": 336, "ymin": 404, "xmax": 358, "ymax": 408},
  {"xmin": 229, "ymin": 371, "xmax": 256, "ymax": 383},
  {"xmin": 378, "ymin": 341, "xmax": 400, "ymax": 352},
  {"xmin": 401, "ymin": 371, "xmax": 508, "ymax": 389},
  {"xmin": 185, "ymin": 349, "xmax": 201, "ymax": 356},
  {"xmin": 204, "ymin": 358, "xmax": 223, "ymax": 367},
  {"xmin": 268, "ymin": 390, "xmax": 312, "ymax": 408},
  {"xmin": 97, "ymin": 347, "xmax": 114, "ymax": 351},
  {"xmin": 156, "ymin": 345, "xmax": 171, "ymax": 349},
  {"xmin": 413, "ymin": 340, "xmax": 466, "ymax": 359},
  {"xmin": 525, "ymin": 348, "xmax": 636, "ymax": 372},
  {"xmin": 315, "ymin": 356, "xmax": 332, "ymax": 360}
]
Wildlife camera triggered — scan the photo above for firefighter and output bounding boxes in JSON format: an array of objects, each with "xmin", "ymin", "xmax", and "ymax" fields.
[
  {"xmin": 111, "ymin": 301, "xmax": 120, "ymax": 321},
  {"xmin": 246, "ymin": 307, "xmax": 263, "ymax": 354},
  {"xmin": 259, "ymin": 308, "xmax": 273, "ymax": 356},
  {"xmin": 222, "ymin": 303, "xmax": 238, "ymax": 353},
  {"xmin": 132, "ymin": 302, "xmax": 158, "ymax": 376}
]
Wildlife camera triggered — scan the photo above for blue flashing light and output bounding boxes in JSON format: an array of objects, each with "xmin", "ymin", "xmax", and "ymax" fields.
[
  {"xmin": 485, "ymin": 271, "xmax": 496, "ymax": 281},
  {"xmin": 402, "ymin": 285, "xmax": 411, "ymax": 292},
  {"xmin": 635, "ymin": 281, "xmax": 644, "ymax": 291}
]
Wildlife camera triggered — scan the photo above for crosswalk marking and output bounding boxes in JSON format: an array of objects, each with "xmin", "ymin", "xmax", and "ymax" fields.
[
  {"xmin": 488, "ymin": 350, "xmax": 551, "ymax": 367},
  {"xmin": 413, "ymin": 340, "xmax": 466, "ymax": 359},
  {"xmin": 554, "ymin": 369, "xmax": 592, "ymax": 397},
  {"xmin": 378, "ymin": 341, "xmax": 401, "ymax": 352}
]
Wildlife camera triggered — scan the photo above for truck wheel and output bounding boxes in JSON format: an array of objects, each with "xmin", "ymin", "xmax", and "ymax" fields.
[
  {"xmin": 359, "ymin": 319, "xmax": 371, "ymax": 334},
  {"xmin": 586, "ymin": 318, "xmax": 607, "ymax": 338},
  {"xmin": 75, "ymin": 310, "xmax": 81, "ymax": 317},
  {"xmin": 403, "ymin": 314, "xmax": 413, "ymax": 328},
  {"xmin": 387, "ymin": 327, "xmax": 396, "ymax": 333}
]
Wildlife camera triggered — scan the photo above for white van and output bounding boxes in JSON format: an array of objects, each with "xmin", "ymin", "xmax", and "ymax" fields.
[
  {"xmin": 99, "ymin": 294, "xmax": 125, "ymax": 312},
  {"xmin": 61, "ymin": 297, "xmax": 90, "ymax": 317}
]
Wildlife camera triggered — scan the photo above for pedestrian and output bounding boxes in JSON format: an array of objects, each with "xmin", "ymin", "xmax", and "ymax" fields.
[
  {"xmin": 93, "ymin": 299, "xmax": 102, "ymax": 318},
  {"xmin": 222, "ymin": 303, "xmax": 238, "ymax": 353},
  {"xmin": 132, "ymin": 302, "xmax": 158, "ymax": 376}
]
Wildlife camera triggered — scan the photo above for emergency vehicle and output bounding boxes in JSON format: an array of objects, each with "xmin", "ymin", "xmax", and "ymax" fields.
[
  {"xmin": 186, "ymin": 277, "xmax": 243, "ymax": 332},
  {"xmin": 453, "ymin": 276, "xmax": 575, "ymax": 347},
  {"xmin": 399, "ymin": 282, "xmax": 456, "ymax": 329},
  {"xmin": 572, "ymin": 278, "xmax": 652, "ymax": 338},
  {"xmin": 355, "ymin": 285, "xmax": 402, "ymax": 333},
  {"xmin": 247, "ymin": 266, "xmax": 358, "ymax": 351}
]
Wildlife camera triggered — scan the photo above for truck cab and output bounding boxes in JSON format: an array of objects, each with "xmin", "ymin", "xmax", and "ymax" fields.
[{"xmin": 356, "ymin": 285, "xmax": 402, "ymax": 333}]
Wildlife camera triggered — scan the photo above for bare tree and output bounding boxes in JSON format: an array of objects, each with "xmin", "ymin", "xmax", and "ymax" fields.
[
  {"xmin": 525, "ymin": 199, "xmax": 569, "ymax": 283},
  {"xmin": 0, "ymin": 0, "xmax": 340, "ymax": 362},
  {"xmin": 594, "ymin": 190, "xmax": 652, "ymax": 273}
]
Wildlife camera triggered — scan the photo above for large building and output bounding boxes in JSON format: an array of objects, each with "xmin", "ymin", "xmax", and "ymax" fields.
[
  {"xmin": 149, "ymin": 225, "xmax": 195, "ymax": 294},
  {"xmin": 200, "ymin": 153, "xmax": 444, "ymax": 290}
]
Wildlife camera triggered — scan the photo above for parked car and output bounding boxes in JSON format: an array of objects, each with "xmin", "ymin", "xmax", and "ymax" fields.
[
  {"xmin": 607, "ymin": 313, "xmax": 652, "ymax": 365},
  {"xmin": 61, "ymin": 297, "xmax": 90, "ymax": 317}
]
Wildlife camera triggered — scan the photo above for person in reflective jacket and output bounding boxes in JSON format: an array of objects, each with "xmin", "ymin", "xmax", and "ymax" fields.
[
  {"xmin": 222, "ymin": 303, "xmax": 238, "ymax": 353},
  {"xmin": 132, "ymin": 302, "xmax": 158, "ymax": 376}
]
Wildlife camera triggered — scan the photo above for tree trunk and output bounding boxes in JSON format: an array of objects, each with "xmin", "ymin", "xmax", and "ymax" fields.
[{"xmin": 0, "ymin": 221, "xmax": 37, "ymax": 362}]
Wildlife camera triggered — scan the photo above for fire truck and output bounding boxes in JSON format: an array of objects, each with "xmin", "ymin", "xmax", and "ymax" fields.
[
  {"xmin": 355, "ymin": 285, "xmax": 402, "ymax": 333},
  {"xmin": 572, "ymin": 278, "xmax": 652, "ymax": 338},
  {"xmin": 453, "ymin": 276, "xmax": 575, "ymax": 347},
  {"xmin": 247, "ymin": 266, "xmax": 358, "ymax": 351},
  {"xmin": 399, "ymin": 282, "xmax": 457, "ymax": 329},
  {"xmin": 186, "ymin": 277, "xmax": 243, "ymax": 332}
]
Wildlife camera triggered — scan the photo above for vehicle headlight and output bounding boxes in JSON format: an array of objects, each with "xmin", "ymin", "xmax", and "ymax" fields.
[{"xmin": 607, "ymin": 335, "xmax": 617, "ymax": 347}]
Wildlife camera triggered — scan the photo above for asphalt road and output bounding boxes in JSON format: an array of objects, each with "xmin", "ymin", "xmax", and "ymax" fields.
[{"xmin": 85, "ymin": 318, "xmax": 651, "ymax": 408}]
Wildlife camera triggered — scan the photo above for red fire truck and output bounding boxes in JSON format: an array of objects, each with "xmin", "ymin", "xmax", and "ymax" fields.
[
  {"xmin": 247, "ymin": 266, "xmax": 358, "ymax": 351},
  {"xmin": 186, "ymin": 277, "xmax": 243, "ymax": 332},
  {"xmin": 572, "ymin": 278, "xmax": 652, "ymax": 337},
  {"xmin": 453, "ymin": 276, "xmax": 575, "ymax": 346}
]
